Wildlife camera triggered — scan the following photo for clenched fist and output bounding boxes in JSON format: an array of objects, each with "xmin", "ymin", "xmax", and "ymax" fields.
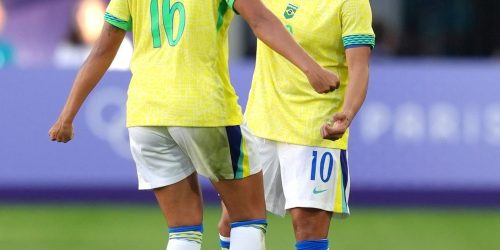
[
  {"xmin": 321, "ymin": 111, "xmax": 352, "ymax": 141},
  {"xmin": 48, "ymin": 119, "xmax": 74, "ymax": 143},
  {"xmin": 306, "ymin": 67, "xmax": 340, "ymax": 94}
]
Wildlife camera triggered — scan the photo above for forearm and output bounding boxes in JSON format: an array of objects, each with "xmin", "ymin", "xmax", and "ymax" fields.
[
  {"xmin": 58, "ymin": 51, "xmax": 114, "ymax": 123},
  {"xmin": 342, "ymin": 47, "xmax": 371, "ymax": 122},
  {"xmin": 58, "ymin": 23, "xmax": 125, "ymax": 123},
  {"xmin": 237, "ymin": 2, "xmax": 320, "ymax": 74},
  {"xmin": 342, "ymin": 66, "xmax": 369, "ymax": 121}
]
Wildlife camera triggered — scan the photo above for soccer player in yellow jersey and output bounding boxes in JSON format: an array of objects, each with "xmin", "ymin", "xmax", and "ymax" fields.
[
  {"xmin": 219, "ymin": 0, "xmax": 375, "ymax": 249},
  {"xmin": 48, "ymin": 0, "xmax": 340, "ymax": 249}
]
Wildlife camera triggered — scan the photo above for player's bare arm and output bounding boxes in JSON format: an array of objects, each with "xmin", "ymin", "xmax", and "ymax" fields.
[
  {"xmin": 48, "ymin": 23, "xmax": 126, "ymax": 143},
  {"xmin": 234, "ymin": 0, "xmax": 339, "ymax": 94},
  {"xmin": 321, "ymin": 46, "xmax": 371, "ymax": 141}
]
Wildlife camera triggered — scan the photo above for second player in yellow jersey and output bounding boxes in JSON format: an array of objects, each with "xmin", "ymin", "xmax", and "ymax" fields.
[
  {"xmin": 246, "ymin": 0, "xmax": 375, "ymax": 149},
  {"xmin": 219, "ymin": 0, "xmax": 376, "ymax": 249}
]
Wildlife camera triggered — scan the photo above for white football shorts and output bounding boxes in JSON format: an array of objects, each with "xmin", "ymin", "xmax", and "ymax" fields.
[
  {"xmin": 128, "ymin": 124, "xmax": 260, "ymax": 190},
  {"xmin": 258, "ymin": 138, "xmax": 350, "ymax": 218}
]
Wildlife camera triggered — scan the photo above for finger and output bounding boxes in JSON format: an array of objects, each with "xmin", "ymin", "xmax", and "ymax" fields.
[
  {"xmin": 48, "ymin": 129, "xmax": 54, "ymax": 139},
  {"xmin": 50, "ymin": 130, "xmax": 59, "ymax": 141},
  {"xmin": 332, "ymin": 112, "xmax": 346, "ymax": 122},
  {"xmin": 320, "ymin": 125, "xmax": 328, "ymax": 138},
  {"xmin": 56, "ymin": 133, "xmax": 66, "ymax": 143},
  {"xmin": 325, "ymin": 125, "xmax": 344, "ymax": 137}
]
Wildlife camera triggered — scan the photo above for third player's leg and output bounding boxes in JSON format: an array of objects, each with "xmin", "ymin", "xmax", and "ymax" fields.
[{"xmin": 218, "ymin": 202, "xmax": 231, "ymax": 250}]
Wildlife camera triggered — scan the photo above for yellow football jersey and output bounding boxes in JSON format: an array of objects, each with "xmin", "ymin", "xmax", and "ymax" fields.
[
  {"xmin": 245, "ymin": 0, "xmax": 375, "ymax": 149},
  {"xmin": 105, "ymin": 0, "xmax": 242, "ymax": 127}
]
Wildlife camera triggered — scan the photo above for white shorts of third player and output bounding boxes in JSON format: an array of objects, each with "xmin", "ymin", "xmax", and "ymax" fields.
[
  {"xmin": 128, "ymin": 124, "xmax": 261, "ymax": 190},
  {"xmin": 258, "ymin": 138, "xmax": 350, "ymax": 217}
]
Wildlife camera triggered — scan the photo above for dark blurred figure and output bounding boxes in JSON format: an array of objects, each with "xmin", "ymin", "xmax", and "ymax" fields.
[
  {"xmin": 470, "ymin": 1, "xmax": 500, "ymax": 57},
  {"xmin": 53, "ymin": 0, "xmax": 132, "ymax": 70},
  {"xmin": 0, "ymin": 0, "xmax": 14, "ymax": 68},
  {"xmin": 399, "ymin": 0, "xmax": 474, "ymax": 56},
  {"xmin": 400, "ymin": 0, "xmax": 500, "ymax": 57},
  {"xmin": 372, "ymin": 20, "xmax": 399, "ymax": 56}
]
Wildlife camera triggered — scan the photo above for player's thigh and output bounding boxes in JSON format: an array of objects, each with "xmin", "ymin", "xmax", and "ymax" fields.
[
  {"xmin": 277, "ymin": 144, "xmax": 350, "ymax": 218},
  {"xmin": 128, "ymin": 127, "xmax": 202, "ymax": 226},
  {"xmin": 128, "ymin": 126, "xmax": 196, "ymax": 190},
  {"xmin": 168, "ymin": 125, "xmax": 260, "ymax": 181},
  {"xmin": 212, "ymin": 171, "xmax": 266, "ymax": 222}
]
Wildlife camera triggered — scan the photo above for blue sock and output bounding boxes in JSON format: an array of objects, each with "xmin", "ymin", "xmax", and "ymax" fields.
[
  {"xmin": 295, "ymin": 239, "xmax": 329, "ymax": 250},
  {"xmin": 219, "ymin": 234, "xmax": 230, "ymax": 250}
]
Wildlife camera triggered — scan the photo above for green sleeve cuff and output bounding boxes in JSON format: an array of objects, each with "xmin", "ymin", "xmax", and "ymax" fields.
[
  {"xmin": 226, "ymin": 0, "xmax": 238, "ymax": 14},
  {"xmin": 104, "ymin": 12, "xmax": 132, "ymax": 31},
  {"xmin": 343, "ymin": 34, "xmax": 375, "ymax": 49}
]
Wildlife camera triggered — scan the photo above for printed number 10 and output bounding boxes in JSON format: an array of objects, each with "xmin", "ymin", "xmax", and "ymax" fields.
[
  {"xmin": 311, "ymin": 150, "xmax": 334, "ymax": 183},
  {"xmin": 150, "ymin": 0, "xmax": 186, "ymax": 48}
]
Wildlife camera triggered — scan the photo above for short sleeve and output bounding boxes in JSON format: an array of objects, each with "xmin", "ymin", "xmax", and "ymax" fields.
[
  {"xmin": 105, "ymin": 0, "xmax": 132, "ymax": 31},
  {"xmin": 341, "ymin": 0, "xmax": 376, "ymax": 49}
]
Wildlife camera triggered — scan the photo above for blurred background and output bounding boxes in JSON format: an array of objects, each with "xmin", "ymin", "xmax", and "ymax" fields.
[{"xmin": 1, "ymin": 0, "xmax": 500, "ymax": 249}]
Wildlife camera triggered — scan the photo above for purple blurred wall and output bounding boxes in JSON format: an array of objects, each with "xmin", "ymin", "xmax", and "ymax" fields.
[
  {"xmin": 2, "ymin": 0, "xmax": 78, "ymax": 67},
  {"xmin": 1, "ymin": 60, "xmax": 500, "ymax": 205}
]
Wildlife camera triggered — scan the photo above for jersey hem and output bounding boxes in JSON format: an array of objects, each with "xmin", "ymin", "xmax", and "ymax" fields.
[
  {"xmin": 250, "ymin": 130, "xmax": 348, "ymax": 150},
  {"xmin": 126, "ymin": 119, "xmax": 244, "ymax": 128}
]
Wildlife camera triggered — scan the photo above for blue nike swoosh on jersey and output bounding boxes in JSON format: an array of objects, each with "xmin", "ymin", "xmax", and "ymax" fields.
[{"xmin": 313, "ymin": 188, "xmax": 328, "ymax": 194}]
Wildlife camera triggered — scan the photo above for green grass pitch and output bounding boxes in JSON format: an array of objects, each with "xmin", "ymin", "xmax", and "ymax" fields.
[{"xmin": 0, "ymin": 204, "xmax": 499, "ymax": 250}]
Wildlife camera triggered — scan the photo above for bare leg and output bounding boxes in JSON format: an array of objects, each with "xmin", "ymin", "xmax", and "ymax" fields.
[
  {"xmin": 218, "ymin": 202, "xmax": 231, "ymax": 249},
  {"xmin": 154, "ymin": 173, "xmax": 203, "ymax": 228},
  {"xmin": 218, "ymin": 201, "xmax": 231, "ymax": 236},
  {"xmin": 212, "ymin": 172, "xmax": 266, "ymax": 222},
  {"xmin": 290, "ymin": 207, "xmax": 332, "ymax": 241},
  {"xmin": 212, "ymin": 172, "xmax": 267, "ymax": 250}
]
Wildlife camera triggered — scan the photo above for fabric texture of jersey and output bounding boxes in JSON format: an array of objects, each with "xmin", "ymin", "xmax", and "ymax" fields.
[
  {"xmin": 105, "ymin": 0, "xmax": 242, "ymax": 127},
  {"xmin": 245, "ymin": 0, "xmax": 375, "ymax": 149}
]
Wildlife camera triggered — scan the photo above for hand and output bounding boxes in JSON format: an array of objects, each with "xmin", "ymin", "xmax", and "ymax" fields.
[
  {"xmin": 321, "ymin": 111, "xmax": 352, "ymax": 141},
  {"xmin": 48, "ymin": 119, "xmax": 74, "ymax": 143},
  {"xmin": 306, "ymin": 67, "xmax": 340, "ymax": 94}
]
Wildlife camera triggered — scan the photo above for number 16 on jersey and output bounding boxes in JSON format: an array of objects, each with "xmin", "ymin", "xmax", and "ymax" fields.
[{"xmin": 150, "ymin": 0, "xmax": 186, "ymax": 48}]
